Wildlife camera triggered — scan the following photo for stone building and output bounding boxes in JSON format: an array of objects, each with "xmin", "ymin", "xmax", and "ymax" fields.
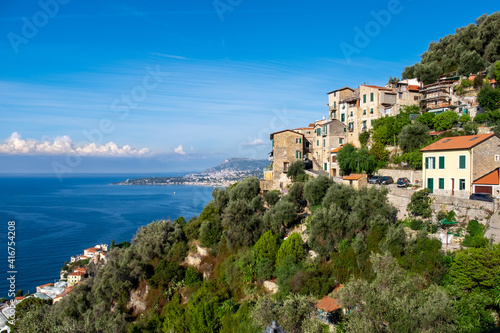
[
  {"xmin": 263, "ymin": 129, "xmax": 305, "ymax": 191},
  {"xmin": 420, "ymin": 133, "xmax": 500, "ymax": 198},
  {"xmin": 327, "ymin": 81, "xmax": 422, "ymax": 147}
]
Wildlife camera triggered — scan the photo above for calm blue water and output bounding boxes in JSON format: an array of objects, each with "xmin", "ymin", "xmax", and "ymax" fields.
[{"xmin": 0, "ymin": 174, "xmax": 214, "ymax": 298}]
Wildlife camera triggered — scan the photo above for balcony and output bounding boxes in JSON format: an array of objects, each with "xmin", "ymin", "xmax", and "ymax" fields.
[{"xmin": 380, "ymin": 92, "xmax": 396, "ymax": 106}]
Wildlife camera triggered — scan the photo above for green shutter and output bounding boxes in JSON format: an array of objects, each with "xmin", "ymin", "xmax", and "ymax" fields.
[
  {"xmin": 439, "ymin": 178, "xmax": 444, "ymax": 189},
  {"xmin": 341, "ymin": 114, "xmax": 345, "ymax": 122},
  {"xmin": 299, "ymin": 138, "xmax": 302, "ymax": 143},
  {"xmin": 317, "ymin": 140, "xmax": 319, "ymax": 146},
  {"xmin": 459, "ymin": 156, "xmax": 466, "ymax": 169},
  {"xmin": 425, "ymin": 157, "xmax": 429, "ymax": 169},
  {"xmin": 363, "ymin": 94, "xmax": 366, "ymax": 103},
  {"xmin": 370, "ymin": 92, "xmax": 373, "ymax": 101},
  {"xmin": 334, "ymin": 101, "xmax": 336, "ymax": 108},
  {"xmin": 439, "ymin": 156, "xmax": 445, "ymax": 169},
  {"xmin": 370, "ymin": 108, "xmax": 373, "ymax": 114}
]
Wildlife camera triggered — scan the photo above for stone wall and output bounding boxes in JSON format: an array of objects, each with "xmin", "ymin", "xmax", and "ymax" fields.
[
  {"xmin": 376, "ymin": 169, "xmax": 423, "ymax": 185},
  {"xmin": 471, "ymin": 135, "xmax": 500, "ymax": 181},
  {"xmin": 385, "ymin": 185, "xmax": 495, "ymax": 223}
]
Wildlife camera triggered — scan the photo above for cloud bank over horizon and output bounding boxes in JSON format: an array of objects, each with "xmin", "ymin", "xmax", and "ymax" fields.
[{"xmin": 0, "ymin": 132, "xmax": 152, "ymax": 157}]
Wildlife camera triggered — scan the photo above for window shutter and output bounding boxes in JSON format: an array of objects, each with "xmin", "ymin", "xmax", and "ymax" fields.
[
  {"xmin": 439, "ymin": 156, "xmax": 445, "ymax": 169},
  {"xmin": 425, "ymin": 157, "xmax": 429, "ymax": 169},
  {"xmin": 459, "ymin": 156, "xmax": 466, "ymax": 169}
]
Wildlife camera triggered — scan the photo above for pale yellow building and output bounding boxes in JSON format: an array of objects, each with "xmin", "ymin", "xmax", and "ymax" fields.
[{"xmin": 421, "ymin": 133, "xmax": 500, "ymax": 198}]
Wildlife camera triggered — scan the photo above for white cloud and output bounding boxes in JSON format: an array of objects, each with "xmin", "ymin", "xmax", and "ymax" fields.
[
  {"xmin": 0, "ymin": 132, "xmax": 151, "ymax": 157},
  {"xmin": 244, "ymin": 139, "xmax": 267, "ymax": 146},
  {"xmin": 173, "ymin": 145, "xmax": 186, "ymax": 155}
]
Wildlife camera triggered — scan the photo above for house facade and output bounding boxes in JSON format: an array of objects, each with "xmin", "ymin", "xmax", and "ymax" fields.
[
  {"xmin": 421, "ymin": 133, "xmax": 500, "ymax": 198},
  {"xmin": 327, "ymin": 82, "xmax": 421, "ymax": 147}
]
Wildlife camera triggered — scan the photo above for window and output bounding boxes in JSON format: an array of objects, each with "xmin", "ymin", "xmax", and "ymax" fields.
[
  {"xmin": 425, "ymin": 157, "xmax": 435, "ymax": 169},
  {"xmin": 370, "ymin": 108, "xmax": 373, "ymax": 114},
  {"xmin": 334, "ymin": 101, "xmax": 336, "ymax": 108},
  {"xmin": 350, "ymin": 111, "xmax": 353, "ymax": 117},
  {"xmin": 317, "ymin": 140, "xmax": 319, "ymax": 146},
  {"xmin": 371, "ymin": 119, "xmax": 374, "ymax": 125},
  {"xmin": 271, "ymin": 139, "xmax": 274, "ymax": 148},
  {"xmin": 332, "ymin": 156, "xmax": 336, "ymax": 163},
  {"xmin": 438, "ymin": 156, "xmax": 445, "ymax": 169},
  {"xmin": 363, "ymin": 109, "xmax": 366, "ymax": 115},
  {"xmin": 341, "ymin": 114, "xmax": 345, "ymax": 122},
  {"xmin": 362, "ymin": 120, "xmax": 367, "ymax": 129},
  {"xmin": 339, "ymin": 138, "xmax": 343, "ymax": 144},
  {"xmin": 333, "ymin": 111, "xmax": 337, "ymax": 119},
  {"xmin": 296, "ymin": 138, "xmax": 302, "ymax": 144},
  {"xmin": 414, "ymin": 96, "xmax": 418, "ymax": 100},
  {"xmin": 439, "ymin": 178, "xmax": 445, "ymax": 189},
  {"xmin": 305, "ymin": 141, "xmax": 310, "ymax": 148},
  {"xmin": 459, "ymin": 155, "xmax": 466, "ymax": 169},
  {"xmin": 324, "ymin": 163, "xmax": 327, "ymax": 171},
  {"xmin": 283, "ymin": 162, "xmax": 289, "ymax": 172},
  {"xmin": 495, "ymin": 154, "xmax": 499, "ymax": 162},
  {"xmin": 323, "ymin": 138, "xmax": 326, "ymax": 147},
  {"xmin": 343, "ymin": 127, "xmax": 346, "ymax": 132},
  {"xmin": 370, "ymin": 92, "xmax": 374, "ymax": 102},
  {"xmin": 363, "ymin": 94, "xmax": 366, "ymax": 103},
  {"xmin": 295, "ymin": 151, "xmax": 302, "ymax": 159},
  {"xmin": 323, "ymin": 124, "xmax": 328, "ymax": 135},
  {"xmin": 459, "ymin": 179, "xmax": 466, "ymax": 190},
  {"xmin": 316, "ymin": 128, "xmax": 321, "ymax": 136}
]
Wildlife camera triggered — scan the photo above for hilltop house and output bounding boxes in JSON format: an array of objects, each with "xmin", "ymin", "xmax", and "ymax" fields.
[
  {"xmin": 327, "ymin": 81, "xmax": 421, "ymax": 147},
  {"xmin": 420, "ymin": 133, "xmax": 500, "ymax": 198}
]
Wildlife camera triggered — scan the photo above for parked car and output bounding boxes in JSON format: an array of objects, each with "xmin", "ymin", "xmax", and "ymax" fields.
[
  {"xmin": 396, "ymin": 177, "xmax": 411, "ymax": 188},
  {"xmin": 378, "ymin": 176, "xmax": 394, "ymax": 185},
  {"xmin": 469, "ymin": 193, "xmax": 494, "ymax": 202},
  {"xmin": 368, "ymin": 175, "xmax": 380, "ymax": 184}
]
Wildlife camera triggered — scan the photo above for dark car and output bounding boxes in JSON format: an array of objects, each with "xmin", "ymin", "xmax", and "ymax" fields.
[
  {"xmin": 469, "ymin": 193, "xmax": 494, "ymax": 202},
  {"xmin": 397, "ymin": 177, "xmax": 411, "ymax": 188},
  {"xmin": 378, "ymin": 176, "xmax": 394, "ymax": 185},
  {"xmin": 368, "ymin": 175, "xmax": 380, "ymax": 184}
]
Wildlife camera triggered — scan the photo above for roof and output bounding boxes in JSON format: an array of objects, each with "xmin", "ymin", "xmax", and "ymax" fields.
[
  {"xmin": 361, "ymin": 84, "xmax": 393, "ymax": 91},
  {"xmin": 473, "ymin": 168, "xmax": 499, "ymax": 185},
  {"xmin": 429, "ymin": 131, "xmax": 445, "ymax": 136},
  {"xmin": 37, "ymin": 283, "xmax": 53, "ymax": 289},
  {"xmin": 343, "ymin": 174, "xmax": 365, "ymax": 180},
  {"xmin": 294, "ymin": 127, "xmax": 314, "ymax": 130},
  {"xmin": 327, "ymin": 86, "xmax": 354, "ymax": 94},
  {"xmin": 408, "ymin": 85, "xmax": 420, "ymax": 92},
  {"xmin": 68, "ymin": 271, "xmax": 86, "ymax": 277},
  {"xmin": 316, "ymin": 296, "xmax": 342, "ymax": 312},
  {"xmin": 420, "ymin": 134, "xmax": 495, "ymax": 152},
  {"xmin": 15, "ymin": 296, "xmax": 26, "ymax": 301},
  {"xmin": 269, "ymin": 129, "xmax": 303, "ymax": 140},
  {"xmin": 85, "ymin": 247, "xmax": 99, "ymax": 252},
  {"xmin": 331, "ymin": 146, "xmax": 343, "ymax": 153}
]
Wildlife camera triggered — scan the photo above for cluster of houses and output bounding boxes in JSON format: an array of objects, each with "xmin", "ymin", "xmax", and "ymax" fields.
[{"xmin": 261, "ymin": 72, "xmax": 500, "ymax": 200}]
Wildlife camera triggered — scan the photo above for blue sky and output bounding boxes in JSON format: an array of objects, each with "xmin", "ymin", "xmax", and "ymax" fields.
[{"xmin": 0, "ymin": 0, "xmax": 498, "ymax": 173}]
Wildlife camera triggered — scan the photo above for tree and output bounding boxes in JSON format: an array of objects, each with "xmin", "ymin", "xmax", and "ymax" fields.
[
  {"xmin": 303, "ymin": 175, "xmax": 333, "ymax": 206},
  {"xmin": 228, "ymin": 177, "xmax": 261, "ymax": 202},
  {"xmin": 339, "ymin": 253, "xmax": 456, "ymax": 333},
  {"xmin": 264, "ymin": 190, "xmax": 280, "ymax": 206},
  {"xmin": 407, "ymin": 188, "xmax": 432, "ymax": 218},
  {"xmin": 487, "ymin": 60, "xmax": 500, "ymax": 81},
  {"xmin": 478, "ymin": 84, "xmax": 500, "ymax": 111},
  {"xmin": 433, "ymin": 111, "xmax": 459, "ymax": 131},
  {"xmin": 308, "ymin": 203, "xmax": 350, "ymax": 257},
  {"xmin": 458, "ymin": 50, "xmax": 488, "ymax": 75},
  {"xmin": 337, "ymin": 144, "xmax": 358, "ymax": 175},
  {"xmin": 287, "ymin": 160, "xmax": 307, "ymax": 182},
  {"xmin": 369, "ymin": 142, "xmax": 389, "ymax": 163},
  {"xmin": 263, "ymin": 200, "xmax": 298, "ymax": 235},
  {"xmin": 415, "ymin": 61, "xmax": 442, "ymax": 85},
  {"xmin": 254, "ymin": 231, "xmax": 280, "ymax": 266},
  {"xmin": 416, "ymin": 112, "xmax": 436, "ymax": 128},
  {"xmin": 398, "ymin": 123, "xmax": 431, "ymax": 154},
  {"xmin": 359, "ymin": 131, "xmax": 370, "ymax": 146},
  {"xmin": 462, "ymin": 121, "xmax": 479, "ymax": 135},
  {"xmin": 222, "ymin": 199, "xmax": 264, "ymax": 250},
  {"xmin": 275, "ymin": 233, "xmax": 305, "ymax": 267},
  {"xmin": 402, "ymin": 65, "xmax": 416, "ymax": 79}
]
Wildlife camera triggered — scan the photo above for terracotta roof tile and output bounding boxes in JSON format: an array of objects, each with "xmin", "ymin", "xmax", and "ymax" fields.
[
  {"xmin": 473, "ymin": 168, "xmax": 499, "ymax": 185},
  {"xmin": 316, "ymin": 296, "xmax": 342, "ymax": 312},
  {"xmin": 420, "ymin": 134, "xmax": 495, "ymax": 152},
  {"xmin": 362, "ymin": 84, "xmax": 393, "ymax": 91},
  {"xmin": 327, "ymin": 87, "xmax": 354, "ymax": 94},
  {"xmin": 343, "ymin": 174, "xmax": 365, "ymax": 180}
]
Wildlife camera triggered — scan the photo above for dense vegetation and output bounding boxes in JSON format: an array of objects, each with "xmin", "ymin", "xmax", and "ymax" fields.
[
  {"xmin": 10, "ymin": 175, "xmax": 500, "ymax": 332},
  {"xmin": 402, "ymin": 13, "xmax": 500, "ymax": 84}
]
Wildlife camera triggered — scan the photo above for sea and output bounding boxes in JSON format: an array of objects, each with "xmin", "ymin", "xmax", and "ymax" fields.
[{"xmin": 0, "ymin": 174, "xmax": 214, "ymax": 298}]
